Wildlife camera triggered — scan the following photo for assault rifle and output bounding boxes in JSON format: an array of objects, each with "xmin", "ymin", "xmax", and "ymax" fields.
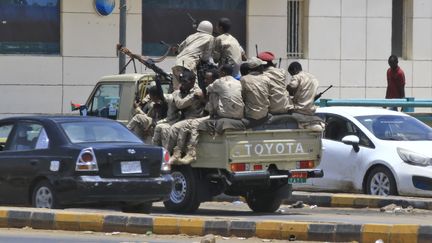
[
  {"xmin": 314, "ymin": 85, "xmax": 333, "ymax": 101},
  {"xmin": 116, "ymin": 44, "xmax": 172, "ymax": 102}
]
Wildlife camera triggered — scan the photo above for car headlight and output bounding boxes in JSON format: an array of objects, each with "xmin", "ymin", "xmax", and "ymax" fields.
[{"xmin": 397, "ymin": 147, "xmax": 432, "ymax": 166}]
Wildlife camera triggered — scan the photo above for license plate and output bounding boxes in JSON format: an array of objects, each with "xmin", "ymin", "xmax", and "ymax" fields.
[
  {"xmin": 120, "ymin": 161, "xmax": 142, "ymax": 174},
  {"xmin": 288, "ymin": 178, "xmax": 307, "ymax": 183}
]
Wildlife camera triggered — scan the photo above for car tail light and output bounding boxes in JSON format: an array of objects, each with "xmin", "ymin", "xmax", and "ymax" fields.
[
  {"xmin": 160, "ymin": 148, "xmax": 171, "ymax": 172},
  {"xmin": 297, "ymin": 160, "xmax": 315, "ymax": 169},
  {"xmin": 231, "ymin": 163, "xmax": 246, "ymax": 172},
  {"xmin": 75, "ymin": 147, "xmax": 99, "ymax": 171}
]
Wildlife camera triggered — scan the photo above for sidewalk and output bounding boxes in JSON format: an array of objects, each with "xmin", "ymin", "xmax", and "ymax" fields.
[
  {"xmin": 215, "ymin": 191, "xmax": 432, "ymax": 210},
  {"xmin": 286, "ymin": 191, "xmax": 432, "ymax": 210},
  {"xmin": 0, "ymin": 205, "xmax": 430, "ymax": 242},
  {"xmin": 0, "ymin": 192, "xmax": 431, "ymax": 242}
]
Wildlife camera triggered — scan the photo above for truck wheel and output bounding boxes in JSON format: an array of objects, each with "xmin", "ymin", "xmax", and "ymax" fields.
[
  {"xmin": 246, "ymin": 191, "xmax": 282, "ymax": 213},
  {"xmin": 32, "ymin": 180, "xmax": 60, "ymax": 209},
  {"xmin": 163, "ymin": 166, "xmax": 200, "ymax": 213}
]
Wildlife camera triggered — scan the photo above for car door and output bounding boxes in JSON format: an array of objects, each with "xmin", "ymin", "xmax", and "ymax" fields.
[
  {"xmin": 309, "ymin": 114, "xmax": 375, "ymax": 192},
  {"xmin": 0, "ymin": 121, "xmax": 50, "ymax": 204},
  {"xmin": 86, "ymin": 83, "xmax": 122, "ymax": 120}
]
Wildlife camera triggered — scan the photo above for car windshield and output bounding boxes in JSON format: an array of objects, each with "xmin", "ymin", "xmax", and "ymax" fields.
[
  {"xmin": 61, "ymin": 121, "xmax": 143, "ymax": 144},
  {"xmin": 356, "ymin": 115, "xmax": 432, "ymax": 141}
]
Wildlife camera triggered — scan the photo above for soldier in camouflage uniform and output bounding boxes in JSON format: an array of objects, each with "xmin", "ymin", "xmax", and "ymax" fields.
[
  {"xmin": 240, "ymin": 57, "xmax": 271, "ymax": 121},
  {"xmin": 127, "ymin": 86, "xmax": 167, "ymax": 143},
  {"xmin": 212, "ymin": 18, "xmax": 244, "ymax": 78},
  {"xmin": 257, "ymin": 51, "xmax": 293, "ymax": 114},
  {"xmin": 287, "ymin": 61, "xmax": 319, "ymax": 115},
  {"xmin": 166, "ymin": 70, "xmax": 205, "ymax": 163},
  {"xmin": 172, "ymin": 20, "xmax": 214, "ymax": 90}
]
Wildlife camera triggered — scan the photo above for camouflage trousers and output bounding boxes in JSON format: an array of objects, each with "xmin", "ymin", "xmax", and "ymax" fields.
[
  {"xmin": 152, "ymin": 122, "xmax": 172, "ymax": 148},
  {"xmin": 166, "ymin": 116, "xmax": 209, "ymax": 155},
  {"xmin": 127, "ymin": 113, "xmax": 153, "ymax": 144}
]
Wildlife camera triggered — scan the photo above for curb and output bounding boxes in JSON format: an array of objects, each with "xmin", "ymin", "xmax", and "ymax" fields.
[
  {"xmin": 214, "ymin": 192, "xmax": 432, "ymax": 210},
  {"xmin": 284, "ymin": 192, "xmax": 432, "ymax": 210},
  {"xmin": 0, "ymin": 207, "xmax": 430, "ymax": 242}
]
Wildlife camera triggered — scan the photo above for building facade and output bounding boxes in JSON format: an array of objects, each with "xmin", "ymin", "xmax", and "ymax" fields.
[{"xmin": 0, "ymin": 0, "xmax": 431, "ymax": 117}]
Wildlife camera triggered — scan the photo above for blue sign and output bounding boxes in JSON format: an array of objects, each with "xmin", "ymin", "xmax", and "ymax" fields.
[{"xmin": 94, "ymin": 0, "xmax": 115, "ymax": 16}]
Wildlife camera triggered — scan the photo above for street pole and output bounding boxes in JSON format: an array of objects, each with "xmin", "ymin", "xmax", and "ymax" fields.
[{"xmin": 119, "ymin": 0, "xmax": 127, "ymax": 74}]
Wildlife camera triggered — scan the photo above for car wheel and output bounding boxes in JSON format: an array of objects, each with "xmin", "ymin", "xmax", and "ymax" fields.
[
  {"xmin": 366, "ymin": 166, "xmax": 398, "ymax": 196},
  {"xmin": 163, "ymin": 166, "xmax": 200, "ymax": 213},
  {"xmin": 246, "ymin": 190, "xmax": 283, "ymax": 213},
  {"xmin": 32, "ymin": 180, "xmax": 59, "ymax": 209},
  {"xmin": 122, "ymin": 202, "xmax": 153, "ymax": 214}
]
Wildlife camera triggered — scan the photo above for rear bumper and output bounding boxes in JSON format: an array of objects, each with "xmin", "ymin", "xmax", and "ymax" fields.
[
  {"xmin": 51, "ymin": 174, "xmax": 173, "ymax": 205},
  {"xmin": 230, "ymin": 169, "xmax": 324, "ymax": 182}
]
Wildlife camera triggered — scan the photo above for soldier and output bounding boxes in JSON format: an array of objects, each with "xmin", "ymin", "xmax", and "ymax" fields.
[
  {"xmin": 127, "ymin": 86, "xmax": 167, "ymax": 143},
  {"xmin": 172, "ymin": 20, "xmax": 214, "ymax": 90},
  {"xmin": 240, "ymin": 57, "xmax": 271, "ymax": 122},
  {"xmin": 166, "ymin": 70, "xmax": 205, "ymax": 163},
  {"xmin": 287, "ymin": 61, "xmax": 319, "ymax": 115},
  {"xmin": 174, "ymin": 64, "xmax": 244, "ymax": 164},
  {"xmin": 151, "ymin": 92, "xmax": 180, "ymax": 148},
  {"xmin": 207, "ymin": 64, "xmax": 244, "ymax": 119},
  {"xmin": 212, "ymin": 17, "xmax": 244, "ymax": 78},
  {"xmin": 257, "ymin": 51, "xmax": 293, "ymax": 114}
]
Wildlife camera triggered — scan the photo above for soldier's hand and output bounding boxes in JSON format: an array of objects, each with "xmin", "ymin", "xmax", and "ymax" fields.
[
  {"xmin": 133, "ymin": 100, "xmax": 141, "ymax": 108},
  {"xmin": 194, "ymin": 89, "xmax": 204, "ymax": 98}
]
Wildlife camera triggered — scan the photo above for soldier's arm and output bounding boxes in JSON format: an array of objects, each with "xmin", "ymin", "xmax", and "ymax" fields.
[{"xmin": 174, "ymin": 92, "xmax": 195, "ymax": 109}]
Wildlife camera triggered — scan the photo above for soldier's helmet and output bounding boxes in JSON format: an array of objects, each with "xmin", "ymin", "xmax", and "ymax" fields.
[{"xmin": 197, "ymin": 20, "xmax": 213, "ymax": 35}]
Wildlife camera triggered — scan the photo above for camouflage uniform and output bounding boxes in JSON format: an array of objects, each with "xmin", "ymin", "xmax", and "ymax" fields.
[
  {"xmin": 127, "ymin": 96, "xmax": 157, "ymax": 144},
  {"xmin": 212, "ymin": 33, "xmax": 243, "ymax": 76},
  {"xmin": 151, "ymin": 93, "xmax": 180, "ymax": 147},
  {"xmin": 166, "ymin": 86, "xmax": 205, "ymax": 161},
  {"xmin": 264, "ymin": 66, "xmax": 293, "ymax": 114},
  {"xmin": 288, "ymin": 71, "xmax": 319, "ymax": 115},
  {"xmin": 207, "ymin": 75, "xmax": 244, "ymax": 119},
  {"xmin": 240, "ymin": 71, "xmax": 271, "ymax": 120},
  {"xmin": 172, "ymin": 32, "xmax": 214, "ymax": 90}
]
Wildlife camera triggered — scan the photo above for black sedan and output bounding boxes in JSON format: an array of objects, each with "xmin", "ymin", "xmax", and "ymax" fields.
[{"xmin": 0, "ymin": 116, "xmax": 173, "ymax": 213}]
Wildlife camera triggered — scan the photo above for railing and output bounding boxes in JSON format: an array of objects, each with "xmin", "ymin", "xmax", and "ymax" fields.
[{"xmin": 315, "ymin": 97, "xmax": 432, "ymax": 126}]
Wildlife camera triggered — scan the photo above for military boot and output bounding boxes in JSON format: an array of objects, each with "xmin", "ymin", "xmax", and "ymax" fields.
[
  {"xmin": 178, "ymin": 145, "xmax": 197, "ymax": 164},
  {"xmin": 169, "ymin": 146, "xmax": 182, "ymax": 164}
]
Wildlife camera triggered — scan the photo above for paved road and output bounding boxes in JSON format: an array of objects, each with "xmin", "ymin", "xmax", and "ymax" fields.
[
  {"xmin": 151, "ymin": 201, "xmax": 432, "ymax": 225},
  {"xmin": 0, "ymin": 228, "xmax": 314, "ymax": 243}
]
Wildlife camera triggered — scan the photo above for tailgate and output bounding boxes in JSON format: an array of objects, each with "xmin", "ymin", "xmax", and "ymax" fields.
[{"xmin": 226, "ymin": 129, "xmax": 322, "ymax": 170}]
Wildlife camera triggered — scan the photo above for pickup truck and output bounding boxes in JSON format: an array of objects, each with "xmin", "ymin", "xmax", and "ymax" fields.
[{"xmin": 76, "ymin": 72, "xmax": 324, "ymax": 213}]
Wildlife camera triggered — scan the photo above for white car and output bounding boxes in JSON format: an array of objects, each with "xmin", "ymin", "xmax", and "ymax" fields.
[{"xmin": 294, "ymin": 106, "xmax": 432, "ymax": 197}]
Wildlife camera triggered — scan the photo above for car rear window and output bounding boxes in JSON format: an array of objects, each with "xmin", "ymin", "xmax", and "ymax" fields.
[{"xmin": 60, "ymin": 121, "xmax": 142, "ymax": 143}]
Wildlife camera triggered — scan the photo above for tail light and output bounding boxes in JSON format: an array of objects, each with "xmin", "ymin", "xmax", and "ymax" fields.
[
  {"xmin": 160, "ymin": 148, "xmax": 171, "ymax": 172},
  {"xmin": 75, "ymin": 147, "xmax": 99, "ymax": 171},
  {"xmin": 297, "ymin": 160, "xmax": 315, "ymax": 169},
  {"xmin": 231, "ymin": 163, "xmax": 246, "ymax": 172}
]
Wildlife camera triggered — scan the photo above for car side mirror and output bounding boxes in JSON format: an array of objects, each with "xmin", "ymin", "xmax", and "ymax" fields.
[{"xmin": 342, "ymin": 135, "xmax": 360, "ymax": 153}]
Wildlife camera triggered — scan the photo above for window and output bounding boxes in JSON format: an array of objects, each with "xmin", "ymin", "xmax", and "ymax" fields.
[
  {"xmin": 323, "ymin": 115, "xmax": 374, "ymax": 148},
  {"xmin": 0, "ymin": 0, "xmax": 60, "ymax": 55},
  {"xmin": 87, "ymin": 84, "xmax": 120, "ymax": 119},
  {"xmin": 0, "ymin": 124, "xmax": 13, "ymax": 151},
  {"xmin": 142, "ymin": 0, "xmax": 246, "ymax": 56},
  {"xmin": 287, "ymin": 0, "xmax": 306, "ymax": 58},
  {"xmin": 61, "ymin": 121, "xmax": 142, "ymax": 143},
  {"xmin": 391, "ymin": 0, "xmax": 413, "ymax": 58},
  {"xmin": 6, "ymin": 123, "xmax": 48, "ymax": 151}
]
